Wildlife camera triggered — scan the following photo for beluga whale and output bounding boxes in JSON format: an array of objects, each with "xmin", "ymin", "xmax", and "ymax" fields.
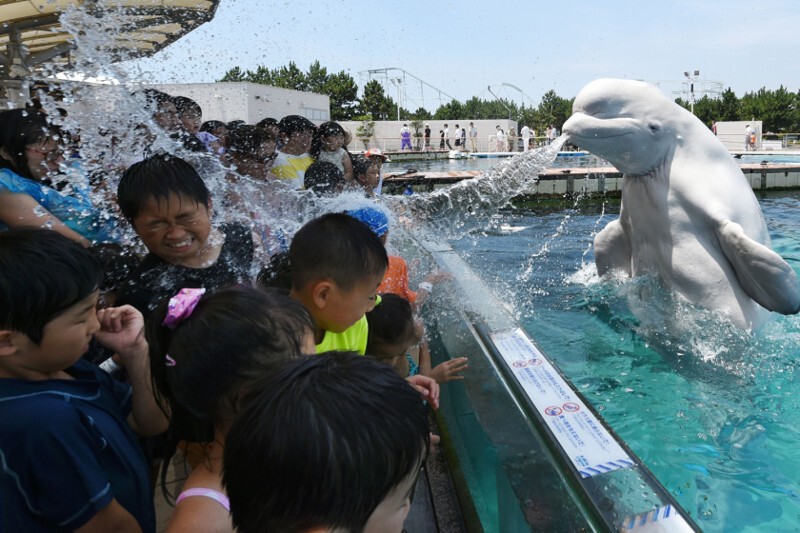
[{"xmin": 562, "ymin": 78, "xmax": 800, "ymax": 330}]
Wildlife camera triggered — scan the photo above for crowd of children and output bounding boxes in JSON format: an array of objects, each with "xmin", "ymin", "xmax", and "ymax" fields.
[{"xmin": 0, "ymin": 91, "xmax": 468, "ymax": 532}]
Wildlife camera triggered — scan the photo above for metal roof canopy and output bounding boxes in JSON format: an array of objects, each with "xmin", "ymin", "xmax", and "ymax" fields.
[{"xmin": 0, "ymin": 0, "xmax": 220, "ymax": 79}]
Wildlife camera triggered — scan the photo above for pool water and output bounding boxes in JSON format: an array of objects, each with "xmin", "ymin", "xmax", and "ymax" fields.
[{"xmin": 450, "ymin": 191, "xmax": 800, "ymax": 532}]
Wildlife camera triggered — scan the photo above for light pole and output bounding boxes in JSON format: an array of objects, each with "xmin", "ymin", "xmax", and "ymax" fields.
[
  {"xmin": 390, "ymin": 77, "xmax": 402, "ymax": 121},
  {"xmin": 683, "ymin": 70, "xmax": 699, "ymax": 114}
]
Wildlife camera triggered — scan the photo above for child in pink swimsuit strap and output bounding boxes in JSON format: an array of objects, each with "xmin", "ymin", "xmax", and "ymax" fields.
[{"xmin": 147, "ymin": 286, "xmax": 315, "ymax": 532}]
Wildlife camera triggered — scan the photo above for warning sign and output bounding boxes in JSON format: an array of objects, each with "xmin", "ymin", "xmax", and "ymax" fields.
[{"xmin": 490, "ymin": 328, "xmax": 634, "ymax": 478}]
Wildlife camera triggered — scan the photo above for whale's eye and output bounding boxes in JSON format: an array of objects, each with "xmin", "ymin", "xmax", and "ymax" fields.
[{"xmin": 648, "ymin": 123, "xmax": 660, "ymax": 133}]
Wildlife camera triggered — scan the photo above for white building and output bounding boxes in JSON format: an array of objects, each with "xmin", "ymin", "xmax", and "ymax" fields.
[{"xmin": 152, "ymin": 82, "xmax": 330, "ymax": 125}]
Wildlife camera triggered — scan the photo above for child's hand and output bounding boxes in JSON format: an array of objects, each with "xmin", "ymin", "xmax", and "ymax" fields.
[
  {"xmin": 406, "ymin": 374, "xmax": 440, "ymax": 410},
  {"xmin": 429, "ymin": 358, "xmax": 469, "ymax": 383},
  {"xmin": 94, "ymin": 306, "xmax": 147, "ymax": 363},
  {"xmin": 425, "ymin": 270, "xmax": 454, "ymax": 285}
]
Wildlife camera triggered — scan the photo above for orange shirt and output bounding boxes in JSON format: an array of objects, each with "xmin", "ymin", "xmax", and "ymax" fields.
[{"xmin": 378, "ymin": 255, "xmax": 417, "ymax": 303}]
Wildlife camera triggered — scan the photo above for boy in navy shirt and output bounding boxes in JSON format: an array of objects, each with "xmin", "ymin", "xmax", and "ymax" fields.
[{"xmin": 0, "ymin": 229, "xmax": 167, "ymax": 532}]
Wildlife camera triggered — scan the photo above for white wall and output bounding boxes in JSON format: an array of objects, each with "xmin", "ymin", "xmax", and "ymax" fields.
[
  {"xmin": 338, "ymin": 119, "xmax": 523, "ymax": 152},
  {"xmin": 716, "ymin": 120, "xmax": 762, "ymax": 150},
  {"xmin": 152, "ymin": 82, "xmax": 330, "ymax": 125}
]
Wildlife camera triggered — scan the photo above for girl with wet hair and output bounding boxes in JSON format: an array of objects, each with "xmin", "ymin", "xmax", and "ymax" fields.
[
  {"xmin": 311, "ymin": 121, "xmax": 354, "ymax": 182},
  {"xmin": 146, "ymin": 285, "xmax": 315, "ymax": 532},
  {"xmin": 0, "ymin": 108, "xmax": 118, "ymax": 245}
]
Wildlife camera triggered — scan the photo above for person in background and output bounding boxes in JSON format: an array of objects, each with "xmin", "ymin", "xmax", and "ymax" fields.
[
  {"xmin": 495, "ymin": 125, "xmax": 505, "ymax": 152},
  {"xmin": 364, "ymin": 148, "xmax": 389, "ymax": 195},
  {"xmin": 400, "ymin": 123, "xmax": 412, "ymax": 151},
  {"xmin": 304, "ymin": 161, "xmax": 346, "ymax": 196},
  {"xmin": 172, "ymin": 96, "xmax": 224, "ymax": 155},
  {"xmin": 271, "ymin": 115, "xmax": 316, "ymax": 189},
  {"xmin": 311, "ymin": 121, "xmax": 353, "ymax": 181},
  {"xmin": 443, "ymin": 123, "xmax": 452, "ymax": 150},
  {"xmin": 0, "ymin": 109, "xmax": 117, "ymax": 245},
  {"xmin": 439, "ymin": 129, "xmax": 445, "ymax": 150},
  {"xmin": 508, "ymin": 126, "xmax": 517, "ymax": 152},
  {"xmin": 351, "ymin": 156, "xmax": 382, "ymax": 197},
  {"xmin": 469, "ymin": 122, "xmax": 478, "ymax": 152},
  {"xmin": 521, "ymin": 124, "xmax": 531, "ymax": 152},
  {"xmin": 460, "ymin": 127, "xmax": 467, "ymax": 152},
  {"xmin": 424, "ymin": 123, "xmax": 431, "ymax": 149},
  {"xmin": 226, "ymin": 124, "xmax": 277, "ymax": 181}
]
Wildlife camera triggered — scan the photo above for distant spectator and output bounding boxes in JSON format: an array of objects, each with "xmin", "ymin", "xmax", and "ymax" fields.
[
  {"xmin": 271, "ymin": 115, "xmax": 316, "ymax": 189},
  {"xmin": 469, "ymin": 122, "xmax": 478, "ymax": 151},
  {"xmin": 424, "ymin": 124, "xmax": 431, "ymax": 149},
  {"xmin": 400, "ymin": 123, "xmax": 412, "ymax": 151},
  {"xmin": 304, "ymin": 161, "xmax": 345, "ymax": 196},
  {"xmin": 226, "ymin": 124, "xmax": 277, "ymax": 181},
  {"xmin": 311, "ymin": 121, "xmax": 353, "ymax": 181}
]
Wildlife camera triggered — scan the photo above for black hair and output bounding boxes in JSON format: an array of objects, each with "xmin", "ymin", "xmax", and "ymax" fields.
[
  {"xmin": 278, "ymin": 114, "xmax": 316, "ymax": 136},
  {"xmin": 225, "ymin": 124, "xmax": 274, "ymax": 155},
  {"xmin": 256, "ymin": 251, "xmax": 292, "ymax": 291},
  {"xmin": 200, "ymin": 120, "xmax": 225, "ymax": 134},
  {"xmin": 304, "ymin": 161, "xmax": 344, "ymax": 196},
  {"xmin": 171, "ymin": 95, "xmax": 202, "ymax": 118},
  {"xmin": 366, "ymin": 293, "xmax": 416, "ymax": 360},
  {"xmin": 146, "ymin": 285, "xmax": 314, "ymax": 501},
  {"xmin": 290, "ymin": 212, "xmax": 388, "ymax": 292},
  {"xmin": 117, "ymin": 152, "xmax": 210, "ymax": 222},
  {"xmin": 141, "ymin": 88, "xmax": 174, "ymax": 112},
  {"xmin": 310, "ymin": 121, "xmax": 345, "ymax": 158},
  {"xmin": 256, "ymin": 117, "xmax": 279, "ymax": 129},
  {"xmin": 0, "ymin": 108, "xmax": 60, "ymax": 180},
  {"xmin": 223, "ymin": 351, "xmax": 430, "ymax": 533},
  {"xmin": 226, "ymin": 120, "xmax": 246, "ymax": 130},
  {"xmin": 0, "ymin": 229, "xmax": 103, "ymax": 344}
]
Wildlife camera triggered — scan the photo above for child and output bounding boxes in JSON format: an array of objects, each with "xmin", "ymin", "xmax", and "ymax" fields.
[
  {"xmin": 0, "ymin": 109, "xmax": 118, "ymax": 245},
  {"xmin": 172, "ymin": 95, "xmax": 222, "ymax": 154},
  {"xmin": 115, "ymin": 153, "xmax": 254, "ymax": 316},
  {"xmin": 351, "ymin": 155, "xmax": 381, "ymax": 197},
  {"xmin": 223, "ymin": 352, "xmax": 432, "ymax": 533},
  {"xmin": 311, "ymin": 121, "xmax": 353, "ymax": 182},
  {"xmin": 0, "ymin": 228, "xmax": 168, "ymax": 531},
  {"xmin": 270, "ymin": 114, "xmax": 316, "ymax": 189},
  {"xmin": 147, "ymin": 285, "xmax": 315, "ymax": 532},
  {"xmin": 367, "ymin": 293, "xmax": 468, "ymax": 382},
  {"xmin": 289, "ymin": 212, "xmax": 388, "ymax": 354},
  {"xmin": 346, "ymin": 206, "xmax": 448, "ymax": 308},
  {"xmin": 225, "ymin": 124, "xmax": 277, "ymax": 181},
  {"xmin": 303, "ymin": 160, "xmax": 345, "ymax": 196}
]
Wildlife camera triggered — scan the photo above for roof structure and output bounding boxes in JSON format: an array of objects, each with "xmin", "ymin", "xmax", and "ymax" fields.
[{"xmin": 0, "ymin": 0, "xmax": 220, "ymax": 79}]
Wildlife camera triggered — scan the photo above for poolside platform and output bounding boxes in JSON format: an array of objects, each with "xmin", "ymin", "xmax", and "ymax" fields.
[{"xmin": 382, "ymin": 162, "xmax": 800, "ymax": 196}]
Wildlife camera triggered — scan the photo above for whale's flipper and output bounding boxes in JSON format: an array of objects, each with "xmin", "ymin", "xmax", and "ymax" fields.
[
  {"xmin": 595, "ymin": 219, "xmax": 632, "ymax": 277},
  {"xmin": 717, "ymin": 220, "xmax": 800, "ymax": 314}
]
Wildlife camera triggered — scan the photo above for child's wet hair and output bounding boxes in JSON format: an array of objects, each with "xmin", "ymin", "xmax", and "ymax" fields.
[
  {"xmin": 0, "ymin": 229, "xmax": 102, "ymax": 344},
  {"xmin": 117, "ymin": 152, "xmax": 210, "ymax": 222},
  {"xmin": 223, "ymin": 351, "xmax": 429, "ymax": 533},
  {"xmin": 366, "ymin": 293, "xmax": 416, "ymax": 359},
  {"xmin": 290, "ymin": 212, "xmax": 388, "ymax": 292},
  {"xmin": 0, "ymin": 109, "xmax": 60, "ymax": 180},
  {"xmin": 146, "ymin": 285, "xmax": 313, "ymax": 499},
  {"xmin": 304, "ymin": 161, "xmax": 344, "ymax": 195}
]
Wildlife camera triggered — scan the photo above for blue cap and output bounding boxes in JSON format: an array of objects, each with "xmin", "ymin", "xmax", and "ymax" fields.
[{"xmin": 345, "ymin": 207, "xmax": 389, "ymax": 237}]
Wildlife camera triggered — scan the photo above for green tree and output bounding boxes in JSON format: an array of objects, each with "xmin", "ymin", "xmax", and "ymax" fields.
[
  {"xmin": 717, "ymin": 88, "xmax": 740, "ymax": 122},
  {"xmin": 360, "ymin": 80, "xmax": 396, "ymax": 120},
  {"xmin": 219, "ymin": 66, "xmax": 247, "ymax": 82},
  {"xmin": 537, "ymin": 90, "xmax": 572, "ymax": 130},
  {"xmin": 433, "ymin": 100, "xmax": 464, "ymax": 120},
  {"xmin": 323, "ymin": 71, "xmax": 359, "ymax": 120}
]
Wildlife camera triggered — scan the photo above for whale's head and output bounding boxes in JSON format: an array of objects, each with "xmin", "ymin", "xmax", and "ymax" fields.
[{"xmin": 563, "ymin": 79, "xmax": 690, "ymax": 175}]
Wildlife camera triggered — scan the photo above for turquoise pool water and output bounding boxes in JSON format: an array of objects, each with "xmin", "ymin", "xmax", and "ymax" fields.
[{"xmin": 449, "ymin": 191, "xmax": 800, "ymax": 532}]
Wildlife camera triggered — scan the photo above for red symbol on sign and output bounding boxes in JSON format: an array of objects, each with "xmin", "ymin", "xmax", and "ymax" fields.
[
  {"xmin": 563, "ymin": 402, "xmax": 580, "ymax": 413},
  {"xmin": 544, "ymin": 406, "xmax": 562, "ymax": 416},
  {"xmin": 528, "ymin": 358, "xmax": 543, "ymax": 366},
  {"xmin": 512, "ymin": 360, "xmax": 527, "ymax": 368}
]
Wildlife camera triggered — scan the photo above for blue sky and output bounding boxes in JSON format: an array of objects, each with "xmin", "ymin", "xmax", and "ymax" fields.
[{"xmin": 122, "ymin": 0, "xmax": 800, "ymax": 109}]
